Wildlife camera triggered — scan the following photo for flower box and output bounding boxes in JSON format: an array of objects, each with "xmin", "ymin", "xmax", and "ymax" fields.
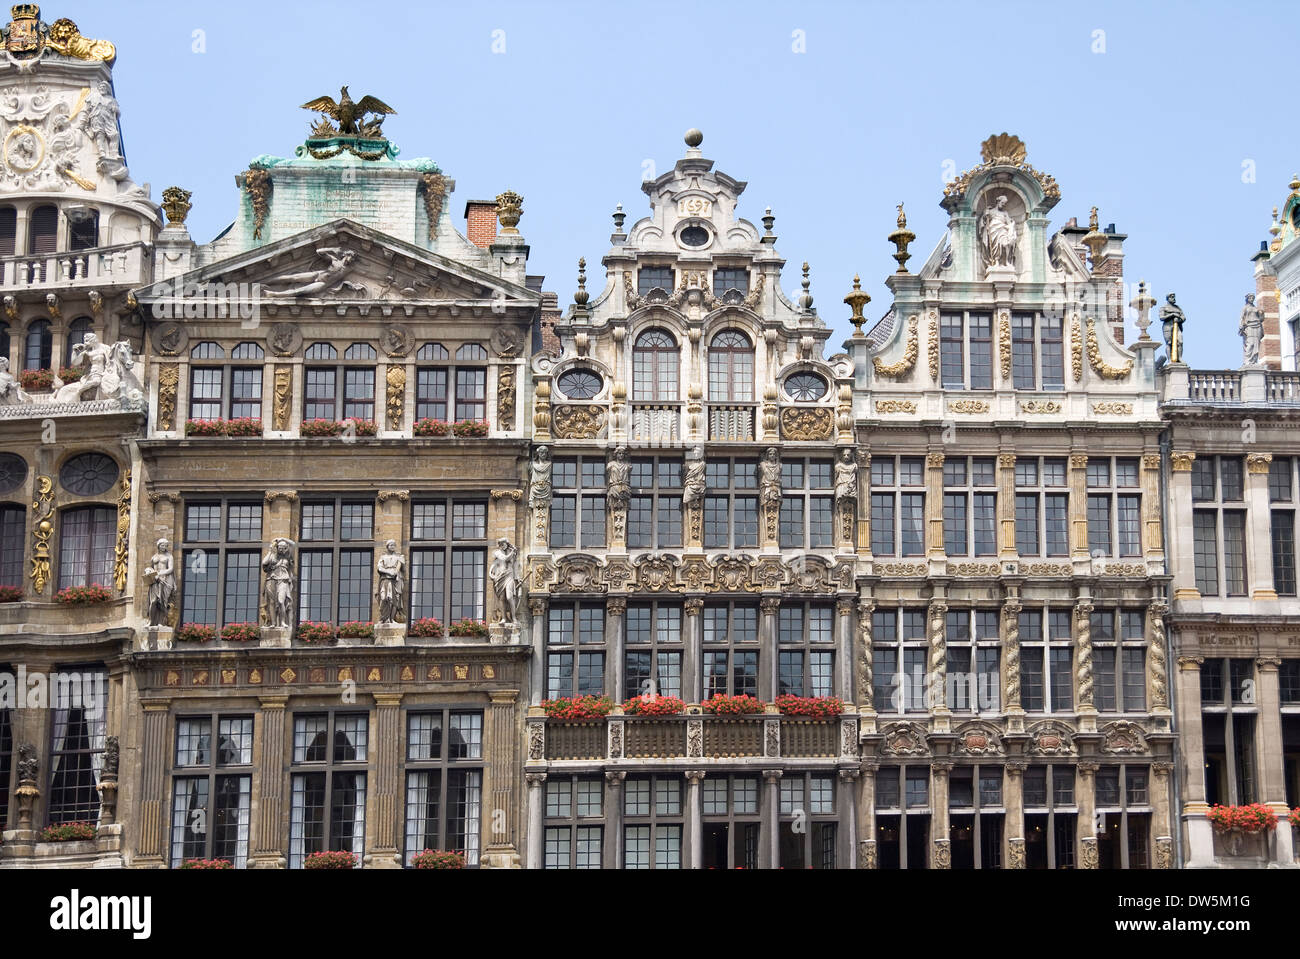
[
  {"xmin": 342, "ymin": 418, "xmax": 377, "ymax": 436},
  {"xmin": 179, "ymin": 858, "xmax": 233, "ymax": 870},
  {"xmin": 701, "ymin": 694, "xmax": 766, "ymax": 716},
  {"xmin": 38, "ymin": 821, "xmax": 97, "ymax": 842},
  {"xmin": 19, "ymin": 368, "xmax": 53, "ymax": 392},
  {"xmin": 542, "ymin": 695, "xmax": 614, "ymax": 721},
  {"xmin": 220, "ymin": 622, "xmax": 259, "ymax": 642},
  {"xmin": 413, "ymin": 418, "xmax": 450, "ymax": 437},
  {"xmin": 1290, "ymin": 808, "xmax": 1300, "ymax": 829},
  {"xmin": 408, "ymin": 617, "xmax": 444, "ymax": 638},
  {"xmin": 774, "ymin": 695, "xmax": 845, "ymax": 718},
  {"xmin": 1207, "ymin": 803, "xmax": 1278, "ymax": 833},
  {"xmin": 54, "ymin": 583, "xmax": 113, "ymax": 606},
  {"xmin": 410, "ymin": 849, "xmax": 466, "ymax": 870},
  {"xmin": 622, "ymin": 694, "xmax": 686, "ymax": 717},
  {"xmin": 448, "ymin": 618, "xmax": 489, "ymax": 638},
  {"xmin": 299, "ymin": 419, "xmax": 343, "ymax": 437},
  {"xmin": 452, "ymin": 419, "xmax": 489, "ymax": 437},
  {"xmin": 338, "ymin": 621, "xmax": 375, "ymax": 640},
  {"xmin": 296, "ymin": 621, "xmax": 336, "ymax": 644},
  {"xmin": 0, "ymin": 585, "xmax": 22, "ymax": 603},
  {"xmin": 185, "ymin": 419, "xmax": 228, "ymax": 437},
  {"xmin": 302, "ymin": 850, "xmax": 357, "ymax": 870},
  {"xmin": 176, "ymin": 622, "xmax": 218, "ymax": 643},
  {"xmin": 57, "ymin": 366, "xmax": 84, "ymax": 384},
  {"xmin": 225, "ymin": 417, "xmax": 263, "ymax": 436}
]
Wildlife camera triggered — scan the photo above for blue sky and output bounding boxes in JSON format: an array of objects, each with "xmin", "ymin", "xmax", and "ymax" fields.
[{"xmin": 79, "ymin": 0, "xmax": 1296, "ymax": 367}]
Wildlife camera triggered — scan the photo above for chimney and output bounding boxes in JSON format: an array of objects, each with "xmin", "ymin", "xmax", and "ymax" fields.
[
  {"xmin": 1252, "ymin": 244, "xmax": 1281, "ymax": 369},
  {"xmin": 464, "ymin": 201, "xmax": 498, "ymax": 249}
]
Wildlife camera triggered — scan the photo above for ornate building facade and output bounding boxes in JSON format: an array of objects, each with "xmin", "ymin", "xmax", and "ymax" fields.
[{"xmin": 845, "ymin": 135, "xmax": 1175, "ymax": 869}]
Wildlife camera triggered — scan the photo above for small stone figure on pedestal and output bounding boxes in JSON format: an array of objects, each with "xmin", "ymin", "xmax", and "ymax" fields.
[
  {"xmin": 261, "ymin": 538, "xmax": 296, "ymax": 628},
  {"xmin": 682, "ymin": 445, "xmax": 707, "ymax": 506},
  {"xmin": 1159, "ymin": 293, "xmax": 1186, "ymax": 365},
  {"xmin": 606, "ymin": 446, "xmax": 631, "ymax": 511},
  {"xmin": 529, "ymin": 445, "xmax": 553, "ymax": 511},
  {"xmin": 375, "ymin": 540, "xmax": 406, "ymax": 624},
  {"xmin": 490, "ymin": 538, "xmax": 521, "ymax": 625},
  {"xmin": 144, "ymin": 539, "xmax": 176, "ymax": 628},
  {"xmin": 1239, "ymin": 293, "xmax": 1264, "ymax": 368}
]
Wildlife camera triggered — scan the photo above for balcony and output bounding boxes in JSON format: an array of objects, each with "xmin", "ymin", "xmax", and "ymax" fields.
[
  {"xmin": 536, "ymin": 713, "xmax": 849, "ymax": 762},
  {"xmin": 1267, "ymin": 372, "xmax": 1300, "ymax": 403},
  {"xmin": 707, "ymin": 403, "xmax": 756, "ymax": 441},
  {"xmin": 629, "ymin": 403, "xmax": 680, "ymax": 443},
  {"xmin": 0, "ymin": 241, "xmax": 151, "ymax": 292},
  {"xmin": 1187, "ymin": 371, "xmax": 1240, "ymax": 403}
]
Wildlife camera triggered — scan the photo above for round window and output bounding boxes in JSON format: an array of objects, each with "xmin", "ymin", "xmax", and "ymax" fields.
[
  {"xmin": 59, "ymin": 452, "xmax": 119, "ymax": 497},
  {"xmin": 679, "ymin": 225, "xmax": 710, "ymax": 248},
  {"xmin": 557, "ymin": 368, "xmax": 604, "ymax": 400},
  {"xmin": 785, "ymin": 372, "xmax": 828, "ymax": 402},
  {"xmin": 0, "ymin": 453, "xmax": 27, "ymax": 494}
]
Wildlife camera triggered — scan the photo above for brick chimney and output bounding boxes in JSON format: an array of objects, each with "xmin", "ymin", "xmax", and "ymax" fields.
[
  {"xmin": 1252, "ymin": 243, "xmax": 1282, "ymax": 369},
  {"xmin": 464, "ymin": 201, "xmax": 498, "ymax": 249}
]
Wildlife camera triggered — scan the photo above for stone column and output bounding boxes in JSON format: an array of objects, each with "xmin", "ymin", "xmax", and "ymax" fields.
[
  {"xmin": 857, "ymin": 451, "xmax": 872, "ymax": 556},
  {"xmin": 762, "ymin": 768, "xmax": 782, "ymax": 869},
  {"xmin": 759, "ymin": 596, "xmax": 780, "ymax": 702},
  {"xmin": 1074, "ymin": 601, "xmax": 1097, "ymax": 733},
  {"xmin": 606, "ymin": 598, "xmax": 626, "ymax": 702},
  {"xmin": 857, "ymin": 761, "xmax": 878, "ymax": 868},
  {"xmin": 483, "ymin": 689, "xmax": 522, "ymax": 867},
  {"xmin": 839, "ymin": 768, "xmax": 859, "ymax": 867},
  {"xmin": 1069, "ymin": 453, "xmax": 1089, "ymax": 560},
  {"xmin": 836, "ymin": 598, "xmax": 855, "ymax": 702},
  {"xmin": 856, "ymin": 599, "xmax": 876, "ymax": 730},
  {"xmin": 1147, "ymin": 602, "xmax": 1172, "ymax": 729},
  {"xmin": 1176, "ymin": 655, "xmax": 1214, "ymax": 866},
  {"xmin": 1003, "ymin": 596, "xmax": 1024, "ymax": 732},
  {"xmin": 931, "ymin": 761, "xmax": 951, "ymax": 868},
  {"xmin": 251, "ymin": 696, "xmax": 288, "ymax": 868},
  {"xmin": 1169, "ymin": 452, "xmax": 1199, "ymax": 599},
  {"xmin": 1005, "ymin": 762, "xmax": 1026, "ymax": 868},
  {"xmin": 685, "ymin": 769, "xmax": 705, "ymax": 869},
  {"xmin": 525, "ymin": 772, "xmax": 546, "ymax": 869},
  {"xmin": 529, "ymin": 597, "xmax": 548, "ymax": 703},
  {"xmin": 998, "ymin": 452, "xmax": 1018, "ymax": 558},
  {"xmin": 604, "ymin": 770, "xmax": 625, "ymax": 869},
  {"xmin": 1151, "ymin": 762, "xmax": 1175, "ymax": 869},
  {"xmin": 683, "ymin": 599, "xmax": 703, "ymax": 703},
  {"xmin": 1254, "ymin": 657, "xmax": 1295, "ymax": 864},
  {"xmin": 132, "ymin": 700, "xmax": 170, "ymax": 867},
  {"xmin": 928, "ymin": 600, "xmax": 949, "ymax": 732},
  {"xmin": 366, "ymin": 693, "xmax": 403, "ymax": 868},
  {"xmin": 1077, "ymin": 762, "xmax": 1098, "ymax": 869},
  {"xmin": 1141, "ymin": 453, "xmax": 1164, "ymax": 564},
  {"xmin": 925, "ymin": 452, "xmax": 945, "ymax": 557},
  {"xmin": 1246, "ymin": 454, "xmax": 1276, "ymax": 599}
]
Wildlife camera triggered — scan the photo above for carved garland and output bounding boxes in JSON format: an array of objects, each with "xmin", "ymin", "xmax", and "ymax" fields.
[
  {"xmin": 875, "ymin": 400, "xmax": 916, "ymax": 414},
  {"xmin": 113, "ymin": 468, "xmax": 131, "ymax": 592},
  {"xmin": 421, "ymin": 173, "xmax": 447, "ymax": 241},
  {"xmin": 927, "ymin": 314, "xmax": 939, "ymax": 380},
  {"xmin": 998, "ymin": 312, "xmax": 1011, "ymax": 379},
  {"xmin": 386, "ymin": 364, "xmax": 406, "ymax": 431},
  {"xmin": 29, "ymin": 475, "xmax": 54, "ymax": 594},
  {"xmin": 1085, "ymin": 319, "xmax": 1133, "ymax": 379},
  {"xmin": 873, "ymin": 316, "xmax": 918, "ymax": 378},
  {"xmin": 1149, "ymin": 603, "xmax": 1169, "ymax": 710},
  {"xmin": 244, "ymin": 167, "xmax": 272, "ymax": 240},
  {"xmin": 497, "ymin": 364, "xmax": 516, "ymax": 432},
  {"xmin": 157, "ymin": 363, "xmax": 179, "ymax": 431},
  {"xmin": 949, "ymin": 399, "xmax": 989, "ymax": 414},
  {"xmin": 780, "ymin": 407, "xmax": 834, "ymax": 440},
  {"xmin": 553, "ymin": 404, "xmax": 605, "ymax": 439},
  {"xmin": 273, "ymin": 366, "xmax": 292, "ymax": 431},
  {"xmin": 1092, "ymin": 402, "xmax": 1132, "ymax": 415},
  {"xmin": 1070, "ymin": 317, "xmax": 1083, "ymax": 382}
]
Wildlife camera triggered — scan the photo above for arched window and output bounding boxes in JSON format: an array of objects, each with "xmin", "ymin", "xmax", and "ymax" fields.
[
  {"xmin": 65, "ymin": 317, "xmax": 93, "ymax": 366},
  {"xmin": 28, "ymin": 204, "xmax": 58, "ymax": 256},
  {"xmin": 632, "ymin": 329, "xmax": 679, "ymax": 401},
  {"xmin": 58, "ymin": 505, "xmax": 116, "ymax": 589},
  {"xmin": 68, "ymin": 209, "xmax": 98, "ymax": 251},
  {"xmin": 24, "ymin": 319, "xmax": 51, "ymax": 371},
  {"xmin": 0, "ymin": 206, "xmax": 15, "ymax": 257},
  {"xmin": 231, "ymin": 342, "xmax": 264, "ymax": 360},
  {"xmin": 708, "ymin": 330, "xmax": 754, "ymax": 402},
  {"xmin": 344, "ymin": 342, "xmax": 377, "ymax": 360},
  {"xmin": 190, "ymin": 341, "xmax": 225, "ymax": 359}
]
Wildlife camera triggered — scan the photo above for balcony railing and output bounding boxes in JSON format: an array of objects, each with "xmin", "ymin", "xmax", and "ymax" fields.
[
  {"xmin": 1187, "ymin": 371, "xmax": 1240, "ymax": 403},
  {"xmin": 544, "ymin": 722, "xmax": 606, "ymax": 761},
  {"xmin": 629, "ymin": 403, "xmax": 680, "ymax": 443},
  {"xmin": 536, "ymin": 713, "xmax": 848, "ymax": 762},
  {"xmin": 707, "ymin": 403, "xmax": 756, "ymax": 441},
  {"xmin": 0, "ymin": 241, "xmax": 151, "ymax": 291},
  {"xmin": 702, "ymin": 718, "xmax": 764, "ymax": 757},
  {"xmin": 1267, "ymin": 372, "xmax": 1300, "ymax": 404}
]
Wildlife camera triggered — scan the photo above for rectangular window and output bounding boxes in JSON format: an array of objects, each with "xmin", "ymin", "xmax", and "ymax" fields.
[
  {"xmin": 298, "ymin": 499, "xmax": 373, "ymax": 625},
  {"xmin": 289, "ymin": 712, "xmax": 368, "ymax": 868},
  {"xmin": 544, "ymin": 776, "xmax": 603, "ymax": 869},
  {"xmin": 47, "ymin": 668, "xmax": 108, "ymax": 825},
  {"xmin": 1012, "ymin": 313, "xmax": 1036, "ymax": 389},
  {"xmin": 404, "ymin": 710, "xmax": 483, "ymax": 866},
  {"xmin": 550, "ymin": 456, "xmax": 610, "ymax": 550},
  {"xmin": 409, "ymin": 498, "xmax": 487, "ymax": 626},
  {"xmin": 170, "ymin": 715, "xmax": 254, "ymax": 868},
  {"xmin": 1193, "ymin": 510, "xmax": 1219, "ymax": 595},
  {"xmin": 547, "ymin": 603, "xmax": 606, "ymax": 698},
  {"xmin": 1274, "ymin": 510, "xmax": 1298, "ymax": 597},
  {"xmin": 623, "ymin": 776, "xmax": 683, "ymax": 869}
]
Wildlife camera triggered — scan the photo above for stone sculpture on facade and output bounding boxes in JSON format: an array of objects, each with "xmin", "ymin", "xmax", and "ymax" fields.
[
  {"xmin": 80, "ymin": 80, "xmax": 120, "ymax": 159},
  {"xmin": 0, "ymin": 356, "xmax": 31, "ymax": 405},
  {"xmin": 143, "ymin": 539, "xmax": 175, "ymax": 628},
  {"xmin": 759, "ymin": 446, "xmax": 782, "ymax": 539},
  {"xmin": 682, "ymin": 445, "xmax": 707, "ymax": 506},
  {"xmin": 490, "ymin": 538, "xmax": 521, "ymax": 625},
  {"xmin": 529, "ymin": 445, "xmax": 553, "ymax": 510},
  {"xmin": 375, "ymin": 540, "xmax": 406, "ymax": 625},
  {"xmin": 979, "ymin": 195, "xmax": 1018, "ymax": 271},
  {"xmin": 606, "ymin": 445, "xmax": 631, "ymax": 509},
  {"xmin": 261, "ymin": 538, "xmax": 296, "ymax": 628},
  {"xmin": 1239, "ymin": 293, "xmax": 1264, "ymax": 367},
  {"xmin": 264, "ymin": 247, "xmax": 368, "ymax": 297},
  {"xmin": 1159, "ymin": 293, "xmax": 1185, "ymax": 364},
  {"xmin": 834, "ymin": 447, "xmax": 858, "ymax": 509},
  {"xmin": 51, "ymin": 334, "xmax": 139, "ymax": 404}
]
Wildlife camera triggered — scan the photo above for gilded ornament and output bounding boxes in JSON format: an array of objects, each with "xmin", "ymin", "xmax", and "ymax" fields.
[
  {"xmin": 45, "ymin": 18, "xmax": 116, "ymax": 62},
  {"xmin": 157, "ymin": 363, "xmax": 179, "ymax": 431},
  {"xmin": 160, "ymin": 187, "xmax": 192, "ymax": 226},
  {"xmin": 1085, "ymin": 319, "xmax": 1133, "ymax": 379},
  {"xmin": 998, "ymin": 312, "xmax": 1012, "ymax": 379},
  {"xmin": 948, "ymin": 399, "xmax": 989, "ymax": 414},
  {"xmin": 780, "ymin": 407, "xmax": 834, "ymax": 441},
  {"xmin": 876, "ymin": 562, "xmax": 927, "ymax": 576},
  {"xmin": 495, "ymin": 190, "xmax": 524, "ymax": 234},
  {"xmin": 1246, "ymin": 453, "xmax": 1272, "ymax": 475},
  {"xmin": 112, "ymin": 468, "xmax": 130, "ymax": 592},
  {"xmin": 952, "ymin": 563, "xmax": 999, "ymax": 576},
  {"xmin": 1019, "ymin": 400, "xmax": 1061, "ymax": 414},
  {"xmin": 1142, "ymin": 454, "xmax": 1162, "ymax": 470},
  {"xmin": 1091, "ymin": 402, "xmax": 1133, "ymax": 415},
  {"xmin": 888, "ymin": 203, "xmax": 915, "ymax": 273},
  {"xmin": 943, "ymin": 133, "xmax": 1059, "ymax": 203},
  {"xmin": 244, "ymin": 166, "xmax": 272, "ymax": 240},
  {"xmin": 1169, "ymin": 451, "xmax": 1196, "ymax": 472},
  {"xmin": 1070, "ymin": 317, "xmax": 1083, "ymax": 382},
  {"xmin": 273, "ymin": 366, "xmax": 292, "ymax": 430},
  {"xmin": 29, "ymin": 475, "xmax": 53, "ymax": 594},
  {"xmin": 553, "ymin": 404, "xmax": 605, "ymax": 439},
  {"xmin": 421, "ymin": 173, "xmax": 447, "ymax": 240},
  {"xmin": 844, "ymin": 275, "xmax": 871, "ymax": 334},
  {"xmin": 386, "ymin": 364, "xmax": 406, "ymax": 431},
  {"xmin": 927, "ymin": 314, "xmax": 939, "ymax": 380},
  {"xmin": 873, "ymin": 315, "xmax": 918, "ymax": 378},
  {"xmin": 301, "ymin": 86, "xmax": 396, "ymax": 138},
  {"xmin": 874, "ymin": 399, "xmax": 916, "ymax": 414}
]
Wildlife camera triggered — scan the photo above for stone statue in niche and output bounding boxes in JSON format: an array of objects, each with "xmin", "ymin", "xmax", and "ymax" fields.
[
  {"xmin": 490, "ymin": 538, "xmax": 521, "ymax": 625},
  {"xmin": 261, "ymin": 538, "xmax": 296, "ymax": 628},
  {"xmin": 759, "ymin": 447, "xmax": 782, "ymax": 509},
  {"xmin": 606, "ymin": 445, "xmax": 631, "ymax": 511},
  {"xmin": 144, "ymin": 539, "xmax": 176, "ymax": 628},
  {"xmin": 1239, "ymin": 293, "xmax": 1264, "ymax": 367},
  {"xmin": 682, "ymin": 445, "xmax": 707, "ymax": 506},
  {"xmin": 979, "ymin": 194, "xmax": 1018, "ymax": 271},
  {"xmin": 834, "ymin": 448, "xmax": 858, "ymax": 509},
  {"xmin": 529, "ymin": 445, "xmax": 553, "ymax": 511},
  {"xmin": 375, "ymin": 540, "xmax": 406, "ymax": 624}
]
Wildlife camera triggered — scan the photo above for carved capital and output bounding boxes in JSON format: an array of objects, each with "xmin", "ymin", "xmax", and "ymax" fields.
[
  {"xmin": 606, "ymin": 597, "xmax": 627, "ymax": 616},
  {"xmin": 1177, "ymin": 656, "xmax": 1204, "ymax": 671},
  {"xmin": 377, "ymin": 490, "xmax": 410, "ymax": 503},
  {"xmin": 264, "ymin": 490, "xmax": 298, "ymax": 505},
  {"xmin": 1070, "ymin": 453, "xmax": 1089, "ymax": 470},
  {"xmin": 684, "ymin": 598, "xmax": 704, "ymax": 616},
  {"xmin": 1142, "ymin": 453, "xmax": 1162, "ymax": 471},
  {"xmin": 998, "ymin": 453, "xmax": 1017, "ymax": 469},
  {"xmin": 1256, "ymin": 655, "xmax": 1282, "ymax": 670},
  {"xmin": 926, "ymin": 452, "xmax": 945, "ymax": 469},
  {"xmin": 491, "ymin": 489, "xmax": 524, "ymax": 501},
  {"xmin": 684, "ymin": 769, "xmax": 707, "ymax": 784},
  {"xmin": 1170, "ymin": 451, "xmax": 1196, "ymax": 472},
  {"xmin": 760, "ymin": 596, "xmax": 782, "ymax": 614},
  {"xmin": 1246, "ymin": 453, "xmax": 1273, "ymax": 475}
]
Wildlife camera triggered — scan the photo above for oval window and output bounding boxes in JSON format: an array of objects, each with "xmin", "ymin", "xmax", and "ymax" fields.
[
  {"xmin": 785, "ymin": 372, "xmax": 828, "ymax": 401},
  {"xmin": 0, "ymin": 452, "xmax": 27, "ymax": 494},
  {"xmin": 59, "ymin": 452, "xmax": 119, "ymax": 497},
  {"xmin": 679, "ymin": 225, "xmax": 710, "ymax": 248},
  {"xmin": 557, "ymin": 368, "xmax": 603, "ymax": 400}
]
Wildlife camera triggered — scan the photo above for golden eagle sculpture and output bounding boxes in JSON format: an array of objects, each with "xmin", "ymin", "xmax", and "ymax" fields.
[{"xmin": 301, "ymin": 86, "xmax": 396, "ymax": 138}]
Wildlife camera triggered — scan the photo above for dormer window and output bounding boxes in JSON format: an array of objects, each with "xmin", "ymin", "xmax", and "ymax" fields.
[
  {"xmin": 713, "ymin": 269, "xmax": 749, "ymax": 298},
  {"xmin": 638, "ymin": 267, "xmax": 674, "ymax": 296},
  {"xmin": 632, "ymin": 329, "xmax": 679, "ymax": 402}
]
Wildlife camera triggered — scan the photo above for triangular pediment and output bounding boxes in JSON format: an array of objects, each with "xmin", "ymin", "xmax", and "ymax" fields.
[{"xmin": 138, "ymin": 219, "xmax": 540, "ymax": 308}]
